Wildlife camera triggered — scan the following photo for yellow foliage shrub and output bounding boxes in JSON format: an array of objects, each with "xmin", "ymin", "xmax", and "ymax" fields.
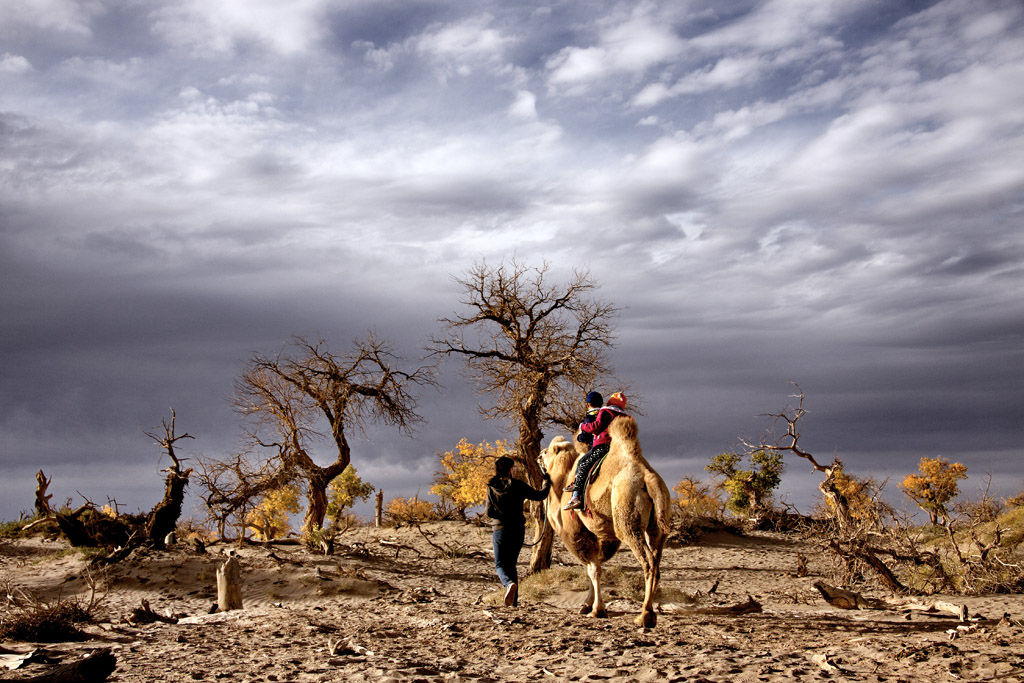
[
  {"xmin": 430, "ymin": 438, "xmax": 511, "ymax": 514},
  {"xmin": 246, "ymin": 484, "xmax": 301, "ymax": 541},
  {"xmin": 385, "ymin": 496, "xmax": 438, "ymax": 525}
]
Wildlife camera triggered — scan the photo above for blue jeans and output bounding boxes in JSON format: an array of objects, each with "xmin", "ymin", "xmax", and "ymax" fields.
[{"xmin": 492, "ymin": 524, "xmax": 525, "ymax": 587}]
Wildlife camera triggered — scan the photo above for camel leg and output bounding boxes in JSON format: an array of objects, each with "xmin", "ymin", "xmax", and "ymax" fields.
[
  {"xmin": 639, "ymin": 524, "xmax": 666, "ymax": 626},
  {"xmin": 585, "ymin": 562, "xmax": 607, "ymax": 619},
  {"xmin": 615, "ymin": 508, "xmax": 659, "ymax": 628},
  {"xmin": 579, "ymin": 582, "xmax": 594, "ymax": 615}
]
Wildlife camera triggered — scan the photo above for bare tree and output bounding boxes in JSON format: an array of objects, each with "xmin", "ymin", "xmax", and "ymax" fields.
[
  {"xmin": 429, "ymin": 259, "xmax": 620, "ymax": 572},
  {"xmin": 742, "ymin": 384, "xmax": 856, "ymax": 530},
  {"xmin": 39, "ymin": 409, "xmax": 194, "ymax": 561},
  {"xmin": 224, "ymin": 333, "xmax": 434, "ymax": 540},
  {"xmin": 34, "ymin": 470, "xmax": 53, "ymax": 517},
  {"xmin": 195, "ymin": 449, "xmax": 291, "ymax": 541},
  {"xmin": 142, "ymin": 409, "xmax": 194, "ymax": 548}
]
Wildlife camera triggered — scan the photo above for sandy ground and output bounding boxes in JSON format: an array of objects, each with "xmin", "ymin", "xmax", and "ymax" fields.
[{"xmin": 2, "ymin": 522, "xmax": 1023, "ymax": 682}]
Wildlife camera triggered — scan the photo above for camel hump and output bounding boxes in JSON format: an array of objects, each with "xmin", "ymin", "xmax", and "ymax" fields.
[{"xmin": 608, "ymin": 414, "xmax": 639, "ymax": 444}]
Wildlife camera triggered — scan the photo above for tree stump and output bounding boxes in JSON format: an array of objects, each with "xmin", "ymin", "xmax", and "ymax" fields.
[{"xmin": 216, "ymin": 556, "xmax": 243, "ymax": 612}]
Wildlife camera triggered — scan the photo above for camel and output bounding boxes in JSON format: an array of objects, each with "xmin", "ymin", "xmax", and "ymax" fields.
[{"xmin": 539, "ymin": 415, "xmax": 672, "ymax": 628}]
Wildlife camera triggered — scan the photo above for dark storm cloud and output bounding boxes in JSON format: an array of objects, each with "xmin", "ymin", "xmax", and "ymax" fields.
[{"xmin": 1, "ymin": 0, "xmax": 1022, "ymax": 521}]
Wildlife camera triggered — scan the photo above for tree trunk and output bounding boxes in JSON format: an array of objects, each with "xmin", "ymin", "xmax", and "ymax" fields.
[
  {"xmin": 375, "ymin": 490, "xmax": 383, "ymax": 528},
  {"xmin": 819, "ymin": 469, "xmax": 852, "ymax": 530},
  {"xmin": 303, "ymin": 479, "xmax": 330, "ymax": 539},
  {"xmin": 516, "ymin": 396, "xmax": 556, "ymax": 574},
  {"xmin": 34, "ymin": 470, "xmax": 53, "ymax": 517},
  {"xmin": 217, "ymin": 556, "xmax": 243, "ymax": 611},
  {"xmin": 145, "ymin": 467, "xmax": 191, "ymax": 549}
]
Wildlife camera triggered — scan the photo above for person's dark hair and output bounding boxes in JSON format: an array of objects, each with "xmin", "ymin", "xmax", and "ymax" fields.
[{"xmin": 495, "ymin": 456, "xmax": 515, "ymax": 477}]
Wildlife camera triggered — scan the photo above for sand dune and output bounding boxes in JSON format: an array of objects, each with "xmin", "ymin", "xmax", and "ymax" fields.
[{"xmin": 2, "ymin": 522, "xmax": 1023, "ymax": 682}]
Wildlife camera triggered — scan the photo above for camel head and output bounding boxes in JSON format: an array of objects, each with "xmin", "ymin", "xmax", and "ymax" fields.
[{"xmin": 539, "ymin": 435, "xmax": 578, "ymax": 487}]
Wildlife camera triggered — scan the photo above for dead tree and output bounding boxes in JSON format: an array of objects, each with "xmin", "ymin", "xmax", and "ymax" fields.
[
  {"xmin": 741, "ymin": 385, "xmax": 866, "ymax": 531},
  {"xmin": 195, "ymin": 449, "xmax": 297, "ymax": 541},
  {"xmin": 142, "ymin": 409, "xmax": 194, "ymax": 549},
  {"xmin": 745, "ymin": 385, "xmax": 910, "ymax": 594},
  {"xmin": 47, "ymin": 410, "xmax": 194, "ymax": 559},
  {"xmin": 204, "ymin": 333, "xmax": 435, "ymax": 542},
  {"xmin": 34, "ymin": 470, "xmax": 53, "ymax": 517},
  {"xmin": 429, "ymin": 259, "xmax": 621, "ymax": 573}
]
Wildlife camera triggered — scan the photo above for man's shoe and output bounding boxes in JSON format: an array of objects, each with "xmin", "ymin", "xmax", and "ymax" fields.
[
  {"xmin": 562, "ymin": 495, "xmax": 583, "ymax": 511},
  {"xmin": 504, "ymin": 582, "xmax": 518, "ymax": 607}
]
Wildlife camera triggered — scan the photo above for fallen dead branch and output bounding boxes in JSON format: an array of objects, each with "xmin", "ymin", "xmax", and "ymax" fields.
[
  {"xmin": 812, "ymin": 581, "xmax": 968, "ymax": 621},
  {"xmin": 20, "ymin": 648, "xmax": 116, "ymax": 683},
  {"xmin": 412, "ymin": 523, "xmax": 487, "ymax": 559},
  {"xmin": 126, "ymin": 599, "xmax": 177, "ymax": 626},
  {"xmin": 379, "ymin": 539, "xmax": 421, "ymax": 559},
  {"xmin": 661, "ymin": 595, "xmax": 762, "ymax": 616}
]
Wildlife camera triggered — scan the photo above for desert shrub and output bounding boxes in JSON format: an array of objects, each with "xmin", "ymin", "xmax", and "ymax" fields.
[
  {"xmin": 706, "ymin": 450, "xmax": 783, "ymax": 519},
  {"xmin": 326, "ymin": 465, "xmax": 376, "ymax": 527},
  {"xmin": 245, "ymin": 484, "xmax": 302, "ymax": 541},
  {"xmin": 175, "ymin": 517, "xmax": 217, "ymax": 546},
  {"xmin": 384, "ymin": 496, "xmax": 439, "ymax": 526},
  {"xmin": 0, "ymin": 517, "xmax": 31, "ymax": 539},
  {"xmin": 431, "ymin": 438, "xmax": 511, "ymax": 519},
  {"xmin": 304, "ymin": 523, "xmax": 335, "ymax": 555},
  {"xmin": 817, "ymin": 488, "xmax": 1024, "ymax": 596},
  {"xmin": 0, "ymin": 600, "xmax": 91, "ymax": 642},
  {"xmin": 671, "ymin": 476, "xmax": 730, "ymax": 542},
  {"xmin": 900, "ymin": 456, "xmax": 968, "ymax": 526}
]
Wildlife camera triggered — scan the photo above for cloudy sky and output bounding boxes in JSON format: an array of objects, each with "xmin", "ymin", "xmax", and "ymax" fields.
[{"xmin": 2, "ymin": 0, "xmax": 1022, "ymax": 523}]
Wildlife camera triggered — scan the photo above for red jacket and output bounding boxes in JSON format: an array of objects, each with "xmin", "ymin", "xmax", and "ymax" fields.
[{"xmin": 579, "ymin": 406, "xmax": 628, "ymax": 447}]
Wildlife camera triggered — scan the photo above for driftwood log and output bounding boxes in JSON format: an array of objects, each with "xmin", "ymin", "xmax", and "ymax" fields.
[
  {"xmin": 813, "ymin": 581, "xmax": 968, "ymax": 621},
  {"xmin": 22, "ymin": 648, "xmax": 116, "ymax": 683},
  {"xmin": 661, "ymin": 595, "xmax": 763, "ymax": 616}
]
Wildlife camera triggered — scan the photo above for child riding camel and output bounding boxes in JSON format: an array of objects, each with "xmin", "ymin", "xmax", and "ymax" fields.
[
  {"xmin": 563, "ymin": 391, "xmax": 629, "ymax": 511},
  {"xmin": 575, "ymin": 391, "xmax": 604, "ymax": 447}
]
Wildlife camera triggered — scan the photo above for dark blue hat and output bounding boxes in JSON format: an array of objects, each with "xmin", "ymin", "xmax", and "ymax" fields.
[{"xmin": 586, "ymin": 391, "xmax": 603, "ymax": 406}]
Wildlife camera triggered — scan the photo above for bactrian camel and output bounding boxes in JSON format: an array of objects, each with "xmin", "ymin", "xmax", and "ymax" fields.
[{"xmin": 539, "ymin": 415, "xmax": 671, "ymax": 627}]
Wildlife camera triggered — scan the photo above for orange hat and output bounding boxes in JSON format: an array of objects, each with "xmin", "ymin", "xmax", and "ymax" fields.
[{"xmin": 607, "ymin": 392, "xmax": 627, "ymax": 408}]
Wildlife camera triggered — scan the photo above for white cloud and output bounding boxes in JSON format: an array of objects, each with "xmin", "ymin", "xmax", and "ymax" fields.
[
  {"xmin": 0, "ymin": 53, "xmax": 33, "ymax": 74},
  {"xmin": 693, "ymin": 0, "xmax": 866, "ymax": 52},
  {"xmin": 508, "ymin": 90, "xmax": 538, "ymax": 120},
  {"xmin": 415, "ymin": 14, "xmax": 515, "ymax": 77},
  {"xmin": 151, "ymin": 0, "xmax": 328, "ymax": 56},
  {"xmin": 0, "ymin": 0, "xmax": 97, "ymax": 36},
  {"xmin": 632, "ymin": 55, "xmax": 768, "ymax": 106},
  {"xmin": 546, "ymin": 3, "xmax": 685, "ymax": 90},
  {"xmin": 2, "ymin": 0, "xmax": 1024, "ymax": 523},
  {"xmin": 417, "ymin": 15, "xmax": 512, "ymax": 59}
]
